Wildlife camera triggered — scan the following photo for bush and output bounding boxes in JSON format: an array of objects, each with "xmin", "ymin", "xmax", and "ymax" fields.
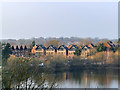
[
  {"xmin": 47, "ymin": 55, "xmax": 68, "ymax": 71},
  {"xmin": 2, "ymin": 57, "xmax": 56, "ymax": 89}
]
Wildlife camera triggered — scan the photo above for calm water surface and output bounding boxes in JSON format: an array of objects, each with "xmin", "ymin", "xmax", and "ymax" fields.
[{"xmin": 48, "ymin": 69, "xmax": 119, "ymax": 88}]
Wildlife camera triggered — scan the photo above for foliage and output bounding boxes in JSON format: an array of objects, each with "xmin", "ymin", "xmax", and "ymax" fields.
[
  {"xmin": 28, "ymin": 41, "xmax": 36, "ymax": 56},
  {"xmin": 92, "ymin": 51, "xmax": 106, "ymax": 62},
  {"xmin": 96, "ymin": 43, "xmax": 107, "ymax": 52},
  {"xmin": 47, "ymin": 55, "xmax": 68, "ymax": 71},
  {"xmin": 70, "ymin": 56, "xmax": 83, "ymax": 65},
  {"xmin": 118, "ymin": 38, "xmax": 120, "ymax": 44},
  {"xmin": 45, "ymin": 40, "xmax": 59, "ymax": 48},
  {"xmin": 111, "ymin": 52, "xmax": 118, "ymax": 64},
  {"xmin": 90, "ymin": 48, "xmax": 97, "ymax": 56},
  {"xmin": 2, "ymin": 57, "xmax": 56, "ymax": 89},
  {"xmin": 30, "ymin": 41, "xmax": 35, "ymax": 50},
  {"xmin": 2, "ymin": 43, "xmax": 12, "ymax": 64},
  {"xmin": 110, "ymin": 47, "xmax": 118, "ymax": 53},
  {"xmin": 74, "ymin": 48, "xmax": 82, "ymax": 56}
]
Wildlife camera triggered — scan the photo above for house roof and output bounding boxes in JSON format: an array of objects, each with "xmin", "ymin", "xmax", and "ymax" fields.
[
  {"xmin": 58, "ymin": 45, "xmax": 68, "ymax": 50},
  {"xmin": 90, "ymin": 43, "xmax": 94, "ymax": 47},
  {"xmin": 105, "ymin": 41, "xmax": 115, "ymax": 48},
  {"xmin": 11, "ymin": 45, "xmax": 28, "ymax": 50},
  {"xmin": 24, "ymin": 45, "xmax": 27, "ymax": 50},
  {"xmin": 11, "ymin": 46, "xmax": 15, "ymax": 50},
  {"xmin": 108, "ymin": 41, "xmax": 113, "ymax": 44},
  {"xmin": 20, "ymin": 45, "xmax": 23, "ymax": 50},
  {"xmin": 107, "ymin": 42, "xmax": 113, "ymax": 47},
  {"xmin": 82, "ymin": 45, "xmax": 90, "ymax": 49},
  {"xmin": 88, "ymin": 43, "xmax": 95, "ymax": 48},
  {"xmin": 35, "ymin": 45, "xmax": 46, "ymax": 50},
  {"xmin": 16, "ymin": 45, "xmax": 19, "ymax": 50},
  {"xmin": 69, "ymin": 45, "xmax": 79, "ymax": 50},
  {"xmin": 47, "ymin": 45, "xmax": 57, "ymax": 50},
  {"xmin": 68, "ymin": 45, "xmax": 73, "ymax": 49}
]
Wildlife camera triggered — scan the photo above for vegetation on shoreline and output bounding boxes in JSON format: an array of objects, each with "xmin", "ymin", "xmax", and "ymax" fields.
[{"xmin": 2, "ymin": 57, "xmax": 57, "ymax": 89}]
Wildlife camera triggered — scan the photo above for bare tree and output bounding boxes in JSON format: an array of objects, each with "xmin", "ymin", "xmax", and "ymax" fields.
[{"xmin": 2, "ymin": 57, "xmax": 57, "ymax": 89}]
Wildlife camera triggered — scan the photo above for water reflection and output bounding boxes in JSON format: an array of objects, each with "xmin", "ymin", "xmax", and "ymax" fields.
[{"xmin": 47, "ymin": 69, "xmax": 118, "ymax": 88}]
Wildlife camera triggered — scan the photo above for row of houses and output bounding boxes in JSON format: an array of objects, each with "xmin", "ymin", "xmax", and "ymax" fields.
[
  {"xmin": 11, "ymin": 43, "xmax": 95, "ymax": 59},
  {"xmin": 11, "ymin": 45, "xmax": 29, "ymax": 57},
  {"xmin": 31, "ymin": 44, "xmax": 79, "ymax": 59},
  {"xmin": 10, "ymin": 41, "xmax": 116, "ymax": 59}
]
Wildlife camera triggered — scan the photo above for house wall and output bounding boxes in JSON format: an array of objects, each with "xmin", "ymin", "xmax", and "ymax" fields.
[
  {"xmin": 57, "ymin": 49, "xmax": 68, "ymax": 58},
  {"xmin": 35, "ymin": 49, "xmax": 45, "ymax": 58},
  {"xmin": 81, "ymin": 49, "xmax": 90, "ymax": 59},
  {"xmin": 46, "ymin": 50, "xmax": 56, "ymax": 56},
  {"xmin": 57, "ymin": 50, "xmax": 66, "ymax": 56},
  {"xmin": 68, "ymin": 50, "xmax": 75, "ymax": 59},
  {"xmin": 68, "ymin": 46, "xmax": 78, "ymax": 59},
  {"xmin": 12, "ymin": 49, "xmax": 28, "ymax": 57}
]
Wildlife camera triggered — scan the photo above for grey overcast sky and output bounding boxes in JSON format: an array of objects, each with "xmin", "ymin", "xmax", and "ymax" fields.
[{"xmin": 1, "ymin": 2, "xmax": 118, "ymax": 39}]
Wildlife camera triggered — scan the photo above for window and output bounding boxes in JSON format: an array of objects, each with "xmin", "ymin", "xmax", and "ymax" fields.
[
  {"xmin": 36, "ymin": 52, "xmax": 38, "ymax": 55},
  {"xmin": 51, "ymin": 52, "xmax": 53, "ymax": 55},
  {"xmin": 38, "ymin": 47, "xmax": 42, "ymax": 51},
  {"xmin": 61, "ymin": 48, "xmax": 64, "ymax": 51}
]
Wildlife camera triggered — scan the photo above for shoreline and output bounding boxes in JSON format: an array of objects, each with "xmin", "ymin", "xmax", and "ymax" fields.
[{"xmin": 45, "ymin": 65, "xmax": 120, "ymax": 72}]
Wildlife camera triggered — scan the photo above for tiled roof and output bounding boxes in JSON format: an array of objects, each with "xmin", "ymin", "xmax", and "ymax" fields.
[
  {"xmin": 90, "ymin": 43, "xmax": 94, "ymax": 47},
  {"xmin": 11, "ymin": 45, "xmax": 28, "ymax": 50},
  {"xmin": 82, "ymin": 45, "xmax": 90, "ymax": 49},
  {"xmin": 47, "ymin": 45, "xmax": 57, "ymax": 50},
  {"xmin": 20, "ymin": 45, "xmax": 23, "ymax": 50},
  {"xmin": 35, "ymin": 45, "xmax": 46, "ymax": 50},
  {"xmin": 11, "ymin": 46, "xmax": 15, "ymax": 50},
  {"xmin": 69, "ymin": 45, "xmax": 79, "ymax": 50},
  {"xmin": 107, "ymin": 41, "xmax": 115, "ymax": 48},
  {"xmin": 24, "ymin": 45, "xmax": 27, "ymax": 50},
  {"xmin": 68, "ymin": 45, "xmax": 72, "ymax": 49},
  {"xmin": 58, "ymin": 45, "xmax": 68, "ymax": 50},
  {"xmin": 16, "ymin": 45, "xmax": 19, "ymax": 50},
  {"xmin": 40, "ymin": 45, "xmax": 46, "ymax": 49}
]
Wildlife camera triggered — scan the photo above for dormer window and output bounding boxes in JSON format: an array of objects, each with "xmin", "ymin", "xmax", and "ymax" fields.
[{"xmin": 38, "ymin": 47, "xmax": 42, "ymax": 51}]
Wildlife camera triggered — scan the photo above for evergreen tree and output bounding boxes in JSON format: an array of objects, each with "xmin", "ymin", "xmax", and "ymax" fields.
[
  {"xmin": 118, "ymin": 38, "xmax": 120, "ymax": 44},
  {"xmin": 30, "ymin": 41, "xmax": 35, "ymax": 51},
  {"xmin": 28, "ymin": 41, "xmax": 36, "ymax": 56},
  {"xmin": 2, "ymin": 43, "xmax": 12, "ymax": 64}
]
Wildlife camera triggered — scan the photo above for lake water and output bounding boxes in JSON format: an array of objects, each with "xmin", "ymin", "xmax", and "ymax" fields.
[{"xmin": 47, "ymin": 69, "xmax": 119, "ymax": 88}]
